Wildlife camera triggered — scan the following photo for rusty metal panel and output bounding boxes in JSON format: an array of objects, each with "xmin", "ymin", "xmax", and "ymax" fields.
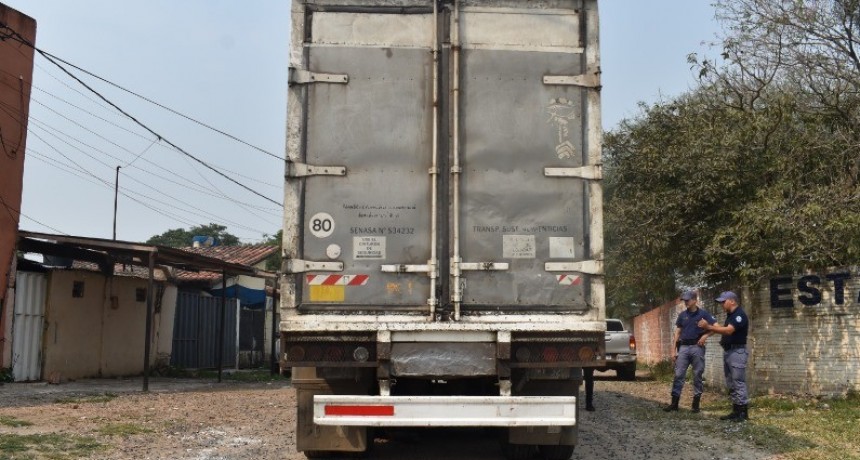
[{"xmin": 12, "ymin": 271, "xmax": 47, "ymax": 381}]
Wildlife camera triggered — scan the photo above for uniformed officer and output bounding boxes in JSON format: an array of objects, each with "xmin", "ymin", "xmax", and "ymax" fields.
[
  {"xmin": 663, "ymin": 290, "xmax": 715, "ymax": 413},
  {"xmin": 698, "ymin": 290, "xmax": 750, "ymax": 421}
]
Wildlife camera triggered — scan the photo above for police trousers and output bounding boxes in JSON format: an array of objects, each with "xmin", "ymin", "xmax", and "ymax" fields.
[
  {"xmin": 672, "ymin": 344, "xmax": 706, "ymax": 397},
  {"xmin": 723, "ymin": 347, "xmax": 749, "ymax": 405}
]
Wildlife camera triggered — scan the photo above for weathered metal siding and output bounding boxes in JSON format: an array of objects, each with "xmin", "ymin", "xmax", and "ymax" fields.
[
  {"xmin": 0, "ymin": 5, "xmax": 36, "ymax": 367},
  {"xmin": 11, "ymin": 271, "xmax": 46, "ymax": 381},
  {"xmin": 300, "ymin": 11, "xmax": 434, "ymax": 308},
  {"xmin": 457, "ymin": 6, "xmax": 592, "ymax": 309},
  {"xmin": 282, "ymin": 0, "xmax": 603, "ymax": 332},
  {"xmin": 171, "ymin": 292, "xmax": 239, "ymax": 369}
]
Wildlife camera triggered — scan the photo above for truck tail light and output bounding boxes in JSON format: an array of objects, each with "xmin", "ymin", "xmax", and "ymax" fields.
[
  {"xmin": 283, "ymin": 341, "xmax": 377, "ymax": 365},
  {"xmin": 513, "ymin": 344, "xmax": 598, "ymax": 364},
  {"xmin": 542, "ymin": 346, "xmax": 559, "ymax": 363},
  {"xmin": 629, "ymin": 334, "xmax": 636, "ymax": 351}
]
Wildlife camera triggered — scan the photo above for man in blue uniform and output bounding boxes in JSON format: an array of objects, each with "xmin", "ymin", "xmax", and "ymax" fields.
[
  {"xmin": 698, "ymin": 291, "xmax": 750, "ymax": 421},
  {"xmin": 663, "ymin": 290, "xmax": 715, "ymax": 413}
]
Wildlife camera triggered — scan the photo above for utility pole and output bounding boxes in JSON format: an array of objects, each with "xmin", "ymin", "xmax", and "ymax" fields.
[{"xmin": 113, "ymin": 165, "xmax": 120, "ymax": 240}]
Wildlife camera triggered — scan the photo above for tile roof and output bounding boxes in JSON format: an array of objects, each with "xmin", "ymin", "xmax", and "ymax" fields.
[
  {"xmin": 69, "ymin": 261, "xmax": 169, "ymax": 281},
  {"xmin": 175, "ymin": 245, "xmax": 278, "ymax": 282}
]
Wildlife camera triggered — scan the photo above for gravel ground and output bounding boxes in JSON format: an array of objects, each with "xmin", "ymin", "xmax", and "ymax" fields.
[{"xmin": 0, "ymin": 372, "xmax": 782, "ymax": 460}]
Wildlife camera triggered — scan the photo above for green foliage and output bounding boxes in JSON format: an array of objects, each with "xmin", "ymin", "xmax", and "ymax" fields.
[
  {"xmin": 0, "ymin": 416, "xmax": 33, "ymax": 428},
  {"xmin": 0, "ymin": 367, "xmax": 12, "ymax": 383},
  {"xmin": 96, "ymin": 423, "xmax": 153, "ymax": 437},
  {"xmin": 604, "ymin": 0, "xmax": 860, "ymax": 311},
  {"xmin": 263, "ymin": 229, "xmax": 283, "ymax": 271},
  {"xmin": 146, "ymin": 223, "xmax": 240, "ymax": 247},
  {"xmin": 0, "ymin": 433, "xmax": 103, "ymax": 460},
  {"xmin": 646, "ymin": 359, "xmax": 676, "ymax": 382}
]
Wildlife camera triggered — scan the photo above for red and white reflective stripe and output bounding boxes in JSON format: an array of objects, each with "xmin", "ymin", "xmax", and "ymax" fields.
[
  {"xmin": 556, "ymin": 274, "xmax": 582, "ymax": 286},
  {"xmin": 314, "ymin": 395, "xmax": 577, "ymax": 427},
  {"xmin": 306, "ymin": 275, "xmax": 369, "ymax": 286},
  {"xmin": 324, "ymin": 405, "xmax": 394, "ymax": 417}
]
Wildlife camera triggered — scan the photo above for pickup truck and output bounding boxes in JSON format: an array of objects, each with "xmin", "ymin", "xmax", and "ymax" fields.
[{"xmin": 598, "ymin": 319, "xmax": 637, "ymax": 381}]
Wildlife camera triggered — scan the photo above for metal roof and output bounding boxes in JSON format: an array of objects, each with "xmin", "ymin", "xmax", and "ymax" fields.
[{"xmin": 17, "ymin": 231, "xmax": 261, "ymax": 277}]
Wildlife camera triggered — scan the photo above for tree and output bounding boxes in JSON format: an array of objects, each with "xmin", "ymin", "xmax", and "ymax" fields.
[
  {"xmin": 262, "ymin": 229, "xmax": 283, "ymax": 271},
  {"xmin": 604, "ymin": 0, "xmax": 860, "ymax": 316},
  {"xmin": 146, "ymin": 223, "xmax": 241, "ymax": 248}
]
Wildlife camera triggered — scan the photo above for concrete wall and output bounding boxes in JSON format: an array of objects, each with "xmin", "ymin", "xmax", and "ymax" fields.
[
  {"xmin": 42, "ymin": 270, "xmax": 177, "ymax": 380},
  {"xmin": 701, "ymin": 270, "xmax": 860, "ymax": 397},
  {"xmin": 0, "ymin": 4, "xmax": 36, "ymax": 369},
  {"xmin": 636, "ymin": 268, "xmax": 860, "ymax": 397}
]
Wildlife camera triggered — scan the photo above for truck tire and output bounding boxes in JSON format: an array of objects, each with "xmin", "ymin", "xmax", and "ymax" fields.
[
  {"xmin": 618, "ymin": 363, "xmax": 637, "ymax": 381},
  {"xmin": 501, "ymin": 442, "xmax": 534, "ymax": 460},
  {"xmin": 538, "ymin": 444, "xmax": 575, "ymax": 460}
]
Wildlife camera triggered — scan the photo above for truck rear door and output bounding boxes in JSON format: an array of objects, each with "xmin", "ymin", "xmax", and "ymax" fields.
[
  {"xmin": 452, "ymin": 4, "xmax": 602, "ymax": 317},
  {"xmin": 289, "ymin": 8, "xmax": 437, "ymax": 313},
  {"xmin": 285, "ymin": 1, "xmax": 602, "ymax": 322}
]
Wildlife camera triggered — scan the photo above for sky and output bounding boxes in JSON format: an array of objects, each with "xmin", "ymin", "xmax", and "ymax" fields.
[{"xmin": 2, "ymin": 1, "xmax": 723, "ymax": 245}]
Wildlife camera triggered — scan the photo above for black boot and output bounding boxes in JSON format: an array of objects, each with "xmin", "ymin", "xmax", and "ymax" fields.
[
  {"xmin": 733, "ymin": 404, "xmax": 748, "ymax": 422},
  {"xmin": 720, "ymin": 404, "xmax": 740, "ymax": 420},
  {"xmin": 663, "ymin": 395, "xmax": 680, "ymax": 412},
  {"xmin": 692, "ymin": 395, "xmax": 701, "ymax": 413}
]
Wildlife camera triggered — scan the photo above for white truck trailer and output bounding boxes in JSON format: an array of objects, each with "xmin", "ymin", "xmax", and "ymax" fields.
[{"xmin": 280, "ymin": 1, "xmax": 604, "ymax": 458}]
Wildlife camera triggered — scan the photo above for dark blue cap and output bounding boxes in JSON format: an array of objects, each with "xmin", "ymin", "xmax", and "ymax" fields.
[
  {"xmin": 716, "ymin": 291, "xmax": 738, "ymax": 302},
  {"xmin": 680, "ymin": 290, "xmax": 697, "ymax": 301}
]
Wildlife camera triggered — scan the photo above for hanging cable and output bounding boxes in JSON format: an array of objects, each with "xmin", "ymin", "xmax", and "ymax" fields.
[{"xmin": 1, "ymin": 26, "xmax": 282, "ymax": 206}]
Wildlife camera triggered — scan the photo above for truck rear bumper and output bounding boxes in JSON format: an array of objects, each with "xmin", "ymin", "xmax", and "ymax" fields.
[{"xmin": 314, "ymin": 395, "xmax": 577, "ymax": 427}]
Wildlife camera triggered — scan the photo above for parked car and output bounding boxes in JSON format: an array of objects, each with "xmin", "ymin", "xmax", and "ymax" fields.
[{"xmin": 598, "ymin": 319, "xmax": 637, "ymax": 381}]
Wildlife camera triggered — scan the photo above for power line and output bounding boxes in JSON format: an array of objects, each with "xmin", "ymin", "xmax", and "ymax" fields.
[
  {"xmin": 0, "ymin": 194, "xmax": 68, "ymax": 235},
  {"xmin": 0, "ymin": 98, "xmax": 282, "ymax": 215},
  {"xmin": 1, "ymin": 26, "xmax": 282, "ymax": 206},
  {"xmin": 0, "ymin": 75, "xmax": 284, "ymax": 190},
  {"xmin": 37, "ymin": 51, "xmax": 283, "ymax": 161}
]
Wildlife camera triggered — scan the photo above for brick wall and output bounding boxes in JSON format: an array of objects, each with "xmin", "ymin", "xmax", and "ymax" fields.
[
  {"xmin": 638, "ymin": 268, "xmax": 860, "ymax": 397},
  {"xmin": 633, "ymin": 298, "xmax": 684, "ymax": 365}
]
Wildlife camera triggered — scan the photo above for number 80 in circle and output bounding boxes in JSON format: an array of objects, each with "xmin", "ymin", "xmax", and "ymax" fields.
[{"xmin": 309, "ymin": 212, "xmax": 335, "ymax": 238}]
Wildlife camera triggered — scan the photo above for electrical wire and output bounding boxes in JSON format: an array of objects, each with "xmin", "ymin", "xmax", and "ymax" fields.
[
  {"xmin": 1, "ymin": 26, "xmax": 282, "ymax": 206},
  {"xmin": 0, "ymin": 99, "xmax": 282, "ymax": 215},
  {"xmin": 0, "ymin": 194, "xmax": 68, "ymax": 235}
]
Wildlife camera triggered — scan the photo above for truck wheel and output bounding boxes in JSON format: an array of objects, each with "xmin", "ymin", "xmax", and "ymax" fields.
[
  {"xmin": 501, "ymin": 442, "xmax": 534, "ymax": 460},
  {"xmin": 618, "ymin": 363, "xmax": 636, "ymax": 381},
  {"xmin": 538, "ymin": 445, "xmax": 575, "ymax": 460}
]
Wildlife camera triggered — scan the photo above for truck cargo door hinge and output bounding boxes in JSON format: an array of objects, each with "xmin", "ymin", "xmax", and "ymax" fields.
[
  {"xmin": 544, "ymin": 260, "xmax": 604, "ymax": 276},
  {"xmin": 286, "ymin": 161, "xmax": 347, "ymax": 178},
  {"xmin": 380, "ymin": 264, "xmax": 432, "ymax": 274},
  {"xmin": 544, "ymin": 165, "xmax": 602, "ymax": 180},
  {"xmin": 283, "ymin": 259, "xmax": 343, "ymax": 274},
  {"xmin": 543, "ymin": 73, "xmax": 601, "ymax": 89},
  {"xmin": 456, "ymin": 262, "xmax": 510, "ymax": 272},
  {"xmin": 288, "ymin": 67, "xmax": 349, "ymax": 86}
]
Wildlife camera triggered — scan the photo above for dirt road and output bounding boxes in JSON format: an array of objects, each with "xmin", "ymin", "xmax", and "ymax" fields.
[{"xmin": 0, "ymin": 373, "xmax": 778, "ymax": 460}]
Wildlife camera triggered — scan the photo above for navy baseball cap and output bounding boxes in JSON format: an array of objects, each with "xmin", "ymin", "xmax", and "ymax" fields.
[
  {"xmin": 716, "ymin": 291, "xmax": 738, "ymax": 302},
  {"xmin": 680, "ymin": 290, "xmax": 697, "ymax": 301}
]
